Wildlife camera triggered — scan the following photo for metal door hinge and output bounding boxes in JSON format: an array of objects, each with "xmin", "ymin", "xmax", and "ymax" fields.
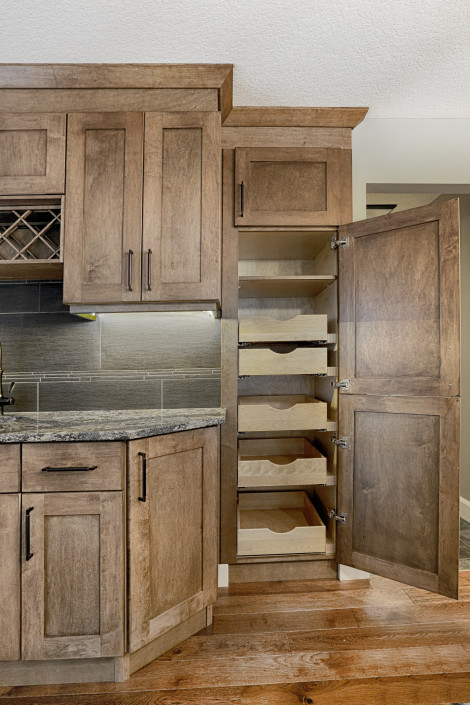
[
  {"xmin": 330, "ymin": 436, "xmax": 349, "ymax": 449},
  {"xmin": 328, "ymin": 509, "xmax": 348, "ymax": 526},
  {"xmin": 331, "ymin": 379, "xmax": 350, "ymax": 391},
  {"xmin": 330, "ymin": 237, "xmax": 349, "ymax": 249}
]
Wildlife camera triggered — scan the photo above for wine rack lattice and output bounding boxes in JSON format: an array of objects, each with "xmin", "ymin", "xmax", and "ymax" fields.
[{"xmin": 0, "ymin": 205, "xmax": 61, "ymax": 262}]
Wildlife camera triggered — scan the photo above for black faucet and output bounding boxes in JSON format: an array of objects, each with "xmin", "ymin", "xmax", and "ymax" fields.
[{"xmin": 0, "ymin": 342, "xmax": 15, "ymax": 415}]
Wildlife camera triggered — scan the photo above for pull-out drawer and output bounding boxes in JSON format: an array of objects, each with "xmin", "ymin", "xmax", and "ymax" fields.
[
  {"xmin": 238, "ymin": 395, "xmax": 327, "ymax": 432},
  {"xmin": 238, "ymin": 438, "xmax": 328, "ymax": 488},
  {"xmin": 22, "ymin": 442, "xmax": 125, "ymax": 492},
  {"xmin": 237, "ymin": 491, "xmax": 326, "ymax": 556},
  {"xmin": 239, "ymin": 315, "xmax": 328, "ymax": 343},
  {"xmin": 239, "ymin": 346, "xmax": 328, "ymax": 376},
  {"xmin": 0, "ymin": 444, "xmax": 20, "ymax": 492}
]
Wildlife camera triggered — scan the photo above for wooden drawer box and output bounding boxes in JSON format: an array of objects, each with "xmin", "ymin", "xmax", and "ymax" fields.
[
  {"xmin": 0, "ymin": 444, "xmax": 20, "ymax": 492},
  {"xmin": 22, "ymin": 442, "xmax": 125, "ymax": 492},
  {"xmin": 238, "ymin": 395, "xmax": 327, "ymax": 432},
  {"xmin": 238, "ymin": 438, "xmax": 327, "ymax": 488},
  {"xmin": 237, "ymin": 491, "xmax": 326, "ymax": 556},
  {"xmin": 239, "ymin": 315, "xmax": 328, "ymax": 343},
  {"xmin": 239, "ymin": 346, "xmax": 327, "ymax": 376}
]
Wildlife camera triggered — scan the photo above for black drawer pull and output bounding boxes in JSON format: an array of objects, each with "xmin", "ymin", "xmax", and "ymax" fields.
[
  {"xmin": 138, "ymin": 452, "xmax": 147, "ymax": 502},
  {"xmin": 41, "ymin": 465, "xmax": 98, "ymax": 472},
  {"xmin": 240, "ymin": 181, "xmax": 245, "ymax": 217},
  {"xmin": 128, "ymin": 249, "xmax": 134, "ymax": 291},
  {"xmin": 25, "ymin": 507, "xmax": 34, "ymax": 561}
]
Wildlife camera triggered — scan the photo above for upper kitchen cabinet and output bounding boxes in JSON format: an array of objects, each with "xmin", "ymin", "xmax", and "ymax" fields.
[
  {"xmin": 63, "ymin": 111, "xmax": 221, "ymax": 306},
  {"xmin": 142, "ymin": 112, "xmax": 220, "ymax": 302},
  {"xmin": 0, "ymin": 114, "xmax": 66, "ymax": 195},
  {"xmin": 234, "ymin": 147, "xmax": 344, "ymax": 227},
  {"xmin": 63, "ymin": 112, "xmax": 144, "ymax": 304}
]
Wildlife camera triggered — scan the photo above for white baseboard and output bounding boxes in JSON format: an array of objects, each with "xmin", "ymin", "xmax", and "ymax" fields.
[
  {"xmin": 338, "ymin": 564, "xmax": 370, "ymax": 581},
  {"xmin": 218, "ymin": 564, "xmax": 229, "ymax": 588},
  {"xmin": 460, "ymin": 496, "xmax": 470, "ymax": 523}
]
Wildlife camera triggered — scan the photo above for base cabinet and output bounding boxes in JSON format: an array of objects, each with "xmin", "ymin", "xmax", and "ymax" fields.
[
  {"xmin": 127, "ymin": 427, "xmax": 218, "ymax": 653},
  {"xmin": 0, "ymin": 494, "xmax": 21, "ymax": 662}
]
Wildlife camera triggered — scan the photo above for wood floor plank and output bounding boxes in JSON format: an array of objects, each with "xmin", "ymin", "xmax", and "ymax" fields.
[
  {"xmin": 0, "ymin": 687, "xmax": 241, "ymax": 704},
  {"xmin": 239, "ymin": 673, "xmax": 470, "ymax": 705},
  {"xmin": 352, "ymin": 601, "xmax": 470, "ymax": 628},
  {"xmin": 213, "ymin": 586, "xmax": 415, "ymax": 615},
  {"xmin": 219, "ymin": 578, "xmax": 370, "ymax": 597},
  {"xmin": 158, "ymin": 632, "xmax": 290, "ymax": 661},
  {"xmin": 6, "ymin": 645, "xmax": 470, "ymax": 695},
  {"xmin": 211, "ymin": 607, "xmax": 359, "ymax": 635},
  {"xmin": 287, "ymin": 620, "xmax": 470, "ymax": 653}
]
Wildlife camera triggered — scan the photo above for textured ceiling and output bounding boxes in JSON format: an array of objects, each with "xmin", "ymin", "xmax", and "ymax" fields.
[{"xmin": 2, "ymin": 0, "xmax": 469, "ymax": 118}]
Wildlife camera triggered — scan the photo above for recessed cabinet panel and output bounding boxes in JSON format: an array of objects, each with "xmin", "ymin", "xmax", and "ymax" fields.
[
  {"xmin": 142, "ymin": 112, "xmax": 220, "ymax": 302},
  {"xmin": 0, "ymin": 494, "xmax": 20, "ymax": 661},
  {"xmin": 337, "ymin": 395, "xmax": 460, "ymax": 598},
  {"xmin": 339, "ymin": 199, "xmax": 460, "ymax": 396},
  {"xmin": 63, "ymin": 112, "xmax": 143, "ymax": 304},
  {"xmin": 0, "ymin": 444, "xmax": 20, "ymax": 492},
  {"xmin": 128, "ymin": 427, "xmax": 218, "ymax": 653},
  {"xmin": 234, "ymin": 147, "xmax": 342, "ymax": 226},
  {"xmin": 0, "ymin": 114, "xmax": 66, "ymax": 194},
  {"xmin": 21, "ymin": 491, "xmax": 124, "ymax": 660}
]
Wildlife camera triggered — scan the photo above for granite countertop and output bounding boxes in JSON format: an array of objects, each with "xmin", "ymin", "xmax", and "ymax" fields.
[{"xmin": 0, "ymin": 408, "xmax": 225, "ymax": 443}]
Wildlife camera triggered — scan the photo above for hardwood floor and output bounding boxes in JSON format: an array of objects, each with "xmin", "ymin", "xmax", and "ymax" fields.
[{"xmin": 2, "ymin": 574, "xmax": 470, "ymax": 704}]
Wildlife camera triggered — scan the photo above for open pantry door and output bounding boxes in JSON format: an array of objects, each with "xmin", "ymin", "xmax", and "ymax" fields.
[{"xmin": 336, "ymin": 199, "xmax": 460, "ymax": 598}]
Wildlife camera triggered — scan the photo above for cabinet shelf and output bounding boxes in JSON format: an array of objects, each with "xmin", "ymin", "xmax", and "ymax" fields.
[
  {"xmin": 239, "ymin": 231, "xmax": 334, "ymax": 260},
  {"xmin": 238, "ymin": 275, "xmax": 336, "ymax": 298}
]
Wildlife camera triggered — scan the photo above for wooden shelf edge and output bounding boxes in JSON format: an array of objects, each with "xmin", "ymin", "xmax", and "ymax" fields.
[{"xmin": 0, "ymin": 261, "xmax": 63, "ymax": 281}]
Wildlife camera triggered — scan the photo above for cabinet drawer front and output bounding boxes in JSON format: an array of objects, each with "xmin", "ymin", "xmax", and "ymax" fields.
[
  {"xmin": 0, "ymin": 444, "xmax": 20, "ymax": 492},
  {"xmin": 22, "ymin": 442, "xmax": 124, "ymax": 492},
  {"xmin": 239, "ymin": 315, "xmax": 328, "ymax": 343},
  {"xmin": 238, "ymin": 438, "xmax": 328, "ymax": 488},
  {"xmin": 238, "ymin": 395, "xmax": 327, "ymax": 432},
  {"xmin": 237, "ymin": 491, "xmax": 326, "ymax": 556},
  {"xmin": 239, "ymin": 347, "xmax": 327, "ymax": 376}
]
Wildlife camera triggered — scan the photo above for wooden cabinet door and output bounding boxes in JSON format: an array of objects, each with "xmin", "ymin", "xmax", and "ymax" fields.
[
  {"xmin": 0, "ymin": 114, "xmax": 66, "ymax": 194},
  {"xmin": 22, "ymin": 492, "xmax": 124, "ymax": 660},
  {"xmin": 234, "ymin": 147, "xmax": 342, "ymax": 226},
  {"xmin": 0, "ymin": 494, "xmax": 20, "ymax": 661},
  {"xmin": 142, "ymin": 112, "xmax": 220, "ymax": 302},
  {"xmin": 63, "ymin": 112, "xmax": 143, "ymax": 304},
  {"xmin": 128, "ymin": 427, "xmax": 218, "ymax": 653},
  {"xmin": 337, "ymin": 199, "xmax": 460, "ymax": 598}
]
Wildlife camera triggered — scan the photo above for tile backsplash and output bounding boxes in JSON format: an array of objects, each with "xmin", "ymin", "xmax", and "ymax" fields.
[{"xmin": 0, "ymin": 282, "xmax": 221, "ymax": 412}]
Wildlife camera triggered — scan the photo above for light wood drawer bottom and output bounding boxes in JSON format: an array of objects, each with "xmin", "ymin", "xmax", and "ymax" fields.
[
  {"xmin": 238, "ymin": 395, "xmax": 328, "ymax": 432},
  {"xmin": 238, "ymin": 438, "xmax": 328, "ymax": 488},
  {"xmin": 237, "ymin": 491, "xmax": 326, "ymax": 556}
]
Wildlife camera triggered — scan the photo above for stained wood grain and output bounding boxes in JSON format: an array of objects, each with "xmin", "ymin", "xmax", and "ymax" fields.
[
  {"xmin": 223, "ymin": 107, "xmax": 368, "ymax": 128},
  {"xmin": 0, "ymin": 688, "xmax": 242, "ymax": 704},
  {"xmin": 219, "ymin": 578, "xmax": 369, "ymax": 597},
  {"xmin": 0, "ymin": 494, "xmax": 20, "ymax": 661},
  {"xmin": 210, "ymin": 608, "xmax": 359, "ymax": 635},
  {"xmin": 0, "ymin": 445, "xmax": 20, "ymax": 493},
  {"xmin": 159, "ymin": 632, "xmax": 290, "ymax": 661}
]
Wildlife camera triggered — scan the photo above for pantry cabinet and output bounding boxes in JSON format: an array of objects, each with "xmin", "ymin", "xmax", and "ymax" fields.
[{"xmin": 63, "ymin": 111, "xmax": 220, "ymax": 305}]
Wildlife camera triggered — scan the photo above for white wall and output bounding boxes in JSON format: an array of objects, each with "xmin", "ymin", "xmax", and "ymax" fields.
[{"xmin": 353, "ymin": 117, "xmax": 470, "ymax": 502}]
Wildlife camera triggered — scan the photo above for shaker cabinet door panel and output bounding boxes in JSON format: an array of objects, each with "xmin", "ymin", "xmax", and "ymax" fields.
[
  {"xmin": 63, "ymin": 112, "xmax": 143, "ymax": 304},
  {"xmin": 0, "ymin": 113, "xmax": 66, "ymax": 195},
  {"xmin": 0, "ymin": 494, "xmax": 21, "ymax": 661},
  {"xmin": 21, "ymin": 492, "xmax": 124, "ymax": 660},
  {"xmin": 337, "ymin": 395, "xmax": 460, "ymax": 598},
  {"xmin": 234, "ymin": 147, "xmax": 343, "ymax": 226},
  {"xmin": 128, "ymin": 427, "xmax": 218, "ymax": 653},
  {"xmin": 142, "ymin": 112, "xmax": 221, "ymax": 302},
  {"xmin": 338, "ymin": 199, "xmax": 460, "ymax": 397}
]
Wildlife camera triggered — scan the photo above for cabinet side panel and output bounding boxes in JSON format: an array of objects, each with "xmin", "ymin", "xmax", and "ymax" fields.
[{"xmin": 0, "ymin": 494, "xmax": 20, "ymax": 661}]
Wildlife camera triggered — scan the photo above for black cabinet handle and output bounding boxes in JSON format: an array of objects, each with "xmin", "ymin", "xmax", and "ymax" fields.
[
  {"xmin": 147, "ymin": 249, "xmax": 152, "ymax": 291},
  {"xmin": 127, "ymin": 249, "xmax": 134, "ymax": 291},
  {"xmin": 25, "ymin": 507, "xmax": 34, "ymax": 561},
  {"xmin": 138, "ymin": 452, "xmax": 147, "ymax": 502},
  {"xmin": 41, "ymin": 465, "xmax": 98, "ymax": 472},
  {"xmin": 240, "ymin": 181, "xmax": 245, "ymax": 218}
]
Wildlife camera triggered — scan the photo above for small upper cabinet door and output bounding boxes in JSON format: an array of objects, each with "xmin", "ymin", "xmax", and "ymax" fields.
[
  {"xmin": 234, "ymin": 147, "xmax": 342, "ymax": 227},
  {"xmin": 63, "ymin": 112, "xmax": 144, "ymax": 304},
  {"xmin": 142, "ymin": 112, "xmax": 221, "ymax": 302},
  {"xmin": 21, "ymin": 491, "xmax": 124, "ymax": 660},
  {"xmin": 0, "ymin": 114, "xmax": 66, "ymax": 195}
]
